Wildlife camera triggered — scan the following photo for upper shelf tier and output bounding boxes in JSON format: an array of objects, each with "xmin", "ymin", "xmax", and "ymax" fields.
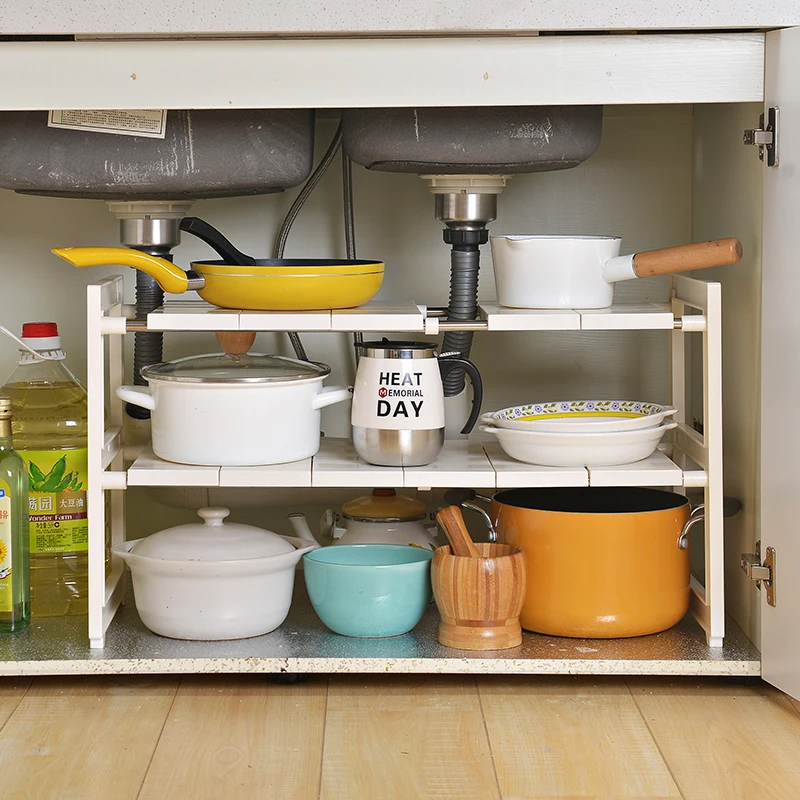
[
  {"xmin": 0, "ymin": 34, "xmax": 764, "ymax": 111},
  {"xmin": 122, "ymin": 437, "xmax": 704, "ymax": 490},
  {"xmin": 145, "ymin": 300, "xmax": 679, "ymax": 333}
]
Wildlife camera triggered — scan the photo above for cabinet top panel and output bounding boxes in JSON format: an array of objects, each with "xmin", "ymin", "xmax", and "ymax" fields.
[
  {"xmin": 0, "ymin": 35, "xmax": 764, "ymax": 110},
  {"xmin": 0, "ymin": 1, "xmax": 798, "ymax": 35}
]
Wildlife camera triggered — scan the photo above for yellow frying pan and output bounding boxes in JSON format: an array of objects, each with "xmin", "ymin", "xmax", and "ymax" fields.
[{"xmin": 52, "ymin": 247, "xmax": 384, "ymax": 311}]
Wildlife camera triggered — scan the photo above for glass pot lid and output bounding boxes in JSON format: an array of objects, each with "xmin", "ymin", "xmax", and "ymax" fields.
[
  {"xmin": 341, "ymin": 489, "xmax": 428, "ymax": 522},
  {"xmin": 131, "ymin": 508, "xmax": 295, "ymax": 561},
  {"xmin": 141, "ymin": 353, "xmax": 331, "ymax": 384}
]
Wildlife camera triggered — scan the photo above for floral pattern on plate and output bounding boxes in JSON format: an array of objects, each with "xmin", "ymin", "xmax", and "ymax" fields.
[{"xmin": 494, "ymin": 400, "xmax": 668, "ymax": 422}]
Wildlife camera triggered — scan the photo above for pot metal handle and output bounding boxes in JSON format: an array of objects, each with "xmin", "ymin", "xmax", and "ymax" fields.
[
  {"xmin": 441, "ymin": 489, "xmax": 497, "ymax": 542},
  {"xmin": 678, "ymin": 513, "xmax": 705, "ymax": 550},
  {"xmin": 678, "ymin": 497, "xmax": 743, "ymax": 549},
  {"xmin": 461, "ymin": 500, "xmax": 498, "ymax": 543}
]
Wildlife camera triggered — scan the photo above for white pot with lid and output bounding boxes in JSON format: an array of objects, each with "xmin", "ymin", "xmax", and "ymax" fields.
[
  {"xmin": 116, "ymin": 353, "xmax": 351, "ymax": 466},
  {"xmin": 112, "ymin": 507, "xmax": 319, "ymax": 640}
]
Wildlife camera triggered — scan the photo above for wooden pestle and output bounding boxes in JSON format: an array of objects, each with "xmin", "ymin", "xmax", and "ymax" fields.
[
  {"xmin": 436, "ymin": 505, "xmax": 482, "ymax": 558},
  {"xmin": 216, "ymin": 331, "xmax": 257, "ymax": 355}
]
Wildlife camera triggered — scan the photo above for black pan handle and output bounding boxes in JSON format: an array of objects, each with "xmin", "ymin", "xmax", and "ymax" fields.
[
  {"xmin": 437, "ymin": 357, "xmax": 483, "ymax": 434},
  {"xmin": 179, "ymin": 216, "xmax": 257, "ymax": 266}
]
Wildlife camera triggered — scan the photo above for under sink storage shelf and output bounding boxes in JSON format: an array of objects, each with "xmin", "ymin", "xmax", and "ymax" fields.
[
  {"xmin": 85, "ymin": 273, "xmax": 725, "ymax": 656},
  {"xmin": 124, "ymin": 437, "xmax": 697, "ymax": 490},
  {"xmin": 143, "ymin": 299, "xmax": 678, "ymax": 333}
]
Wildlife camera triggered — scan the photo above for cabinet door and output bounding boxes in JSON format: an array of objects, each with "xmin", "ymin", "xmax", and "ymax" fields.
[{"xmin": 760, "ymin": 26, "xmax": 800, "ymax": 701}]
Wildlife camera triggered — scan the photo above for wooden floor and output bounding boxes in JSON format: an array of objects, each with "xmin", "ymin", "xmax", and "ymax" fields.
[{"xmin": 0, "ymin": 675, "xmax": 798, "ymax": 799}]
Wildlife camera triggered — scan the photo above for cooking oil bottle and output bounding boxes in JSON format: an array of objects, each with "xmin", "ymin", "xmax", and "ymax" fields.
[
  {"xmin": 0, "ymin": 396, "xmax": 30, "ymax": 632},
  {"xmin": 1, "ymin": 322, "xmax": 91, "ymax": 617}
]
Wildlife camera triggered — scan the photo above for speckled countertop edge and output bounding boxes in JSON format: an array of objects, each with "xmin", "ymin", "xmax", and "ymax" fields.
[{"xmin": 1, "ymin": 1, "xmax": 799, "ymax": 36}]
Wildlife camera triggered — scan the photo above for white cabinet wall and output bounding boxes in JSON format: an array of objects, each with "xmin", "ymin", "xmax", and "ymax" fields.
[{"xmin": 0, "ymin": 27, "xmax": 795, "ymax": 696}]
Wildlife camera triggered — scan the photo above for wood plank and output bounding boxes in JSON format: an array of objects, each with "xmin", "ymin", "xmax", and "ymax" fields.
[
  {"xmin": 479, "ymin": 676, "xmax": 681, "ymax": 799},
  {"xmin": 629, "ymin": 678, "xmax": 800, "ymax": 800},
  {"xmin": 0, "ymin": 36, "xmax": 764, "ymax": 111},
  {"xmin": 139, "ymin": 676, "xmax": 327, "ymax": 800},
  {"xmin": 790, "ymin": 696, "xmax": 800, "ymax": 718},
  {"xmin": 321, "ymin": 676, "xmax": 500, "ymax": 800},
  {"xmin": 0, "ymin": 676, "xmax": 177, "ymax": 800},
  {"xmin": 0, "ymin": 678, "xmax": 32, "ymax": 730}
]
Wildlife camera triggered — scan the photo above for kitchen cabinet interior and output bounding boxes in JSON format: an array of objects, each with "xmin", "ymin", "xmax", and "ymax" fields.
[{"xmin": 0, "ymin": 27, "xmax": 795, "ymax": 699}]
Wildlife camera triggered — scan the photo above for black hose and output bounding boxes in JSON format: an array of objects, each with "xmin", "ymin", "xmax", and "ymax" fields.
[
  {"xmin": 343, "ymin": 151, "xmax": 356, "ymax": 258},
  {"xmin": 274, "ymin": 121, "xmax": 344, "ymax": 361},
  {"xmin": 441, "ymin": 246, "xmax": 480, "ymax": 396},
  {"xmin": 342, "ymin": 150, "xmax": 363, "ymax": 364},
  {"xmin": 128, "ymin": 257, "xmax": 169, "ymax": 419}
]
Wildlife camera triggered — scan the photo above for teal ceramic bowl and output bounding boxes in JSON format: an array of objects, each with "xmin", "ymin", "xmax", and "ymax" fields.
[{"xmin": 303, "ymin": 544, "xmax": 433, "ymax": 638}]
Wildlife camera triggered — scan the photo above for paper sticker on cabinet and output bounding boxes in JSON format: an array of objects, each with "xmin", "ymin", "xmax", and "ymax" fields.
[{"xmin": 48, "ymin": 110, "xmax": 168, "ymax": 139}]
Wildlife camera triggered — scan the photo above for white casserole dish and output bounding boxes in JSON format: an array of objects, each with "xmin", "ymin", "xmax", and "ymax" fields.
[
  {"xmin": 480, "ymin": 421, "xmax": 678, "ymax": 467},
  {"xmin": 112, "ymin": 507, "xmax": 318, "ymax": 640}
]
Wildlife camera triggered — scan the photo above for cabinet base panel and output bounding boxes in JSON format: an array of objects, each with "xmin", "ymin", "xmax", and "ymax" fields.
[{"xmin": 0, "ymin": 586, "xmax": 761, "ymax": 677}]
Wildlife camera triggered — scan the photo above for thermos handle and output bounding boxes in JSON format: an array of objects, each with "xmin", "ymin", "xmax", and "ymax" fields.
[{"xmin": 437, "ymin": 357, "xmax": 484, "ymax": 434}]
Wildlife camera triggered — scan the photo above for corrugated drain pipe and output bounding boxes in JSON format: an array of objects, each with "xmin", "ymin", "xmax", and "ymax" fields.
[{"xmin": 441, "ymin": 243, "xmax": 481, "ymax": 396}]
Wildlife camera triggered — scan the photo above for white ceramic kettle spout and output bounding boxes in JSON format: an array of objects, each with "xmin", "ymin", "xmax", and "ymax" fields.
[{"xmin": 286, "ymin": 513, "xmax": 323, "ymax": 547}]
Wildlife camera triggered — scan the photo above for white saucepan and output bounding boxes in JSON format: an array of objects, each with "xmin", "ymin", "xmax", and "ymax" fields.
[{"xmin": 489, "ymin": 235, "xmax": 742, "ymax": 309}]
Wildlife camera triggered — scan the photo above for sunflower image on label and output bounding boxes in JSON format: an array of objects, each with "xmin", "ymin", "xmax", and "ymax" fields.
[
  {"xmin": 0, "ymin": 485, "xmax": 13, "ymax": 612},
  {"xmin": 22, "ymin": 449, "xmax": 88, "ymax": 554}
]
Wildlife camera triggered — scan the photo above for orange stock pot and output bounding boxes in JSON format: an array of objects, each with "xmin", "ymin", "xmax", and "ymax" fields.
[{"xmin": 486, "ymin": 487, "xmax": 694, "ymax": 638}]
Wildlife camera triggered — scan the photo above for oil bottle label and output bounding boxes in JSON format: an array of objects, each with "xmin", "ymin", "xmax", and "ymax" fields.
[
  {"xmin": 0, "ymin": 480, "xmax": 13, "ymax": 613},
  {"xmin": 21, "ymin": 449, "xmax": 88, "ymax": 554}
]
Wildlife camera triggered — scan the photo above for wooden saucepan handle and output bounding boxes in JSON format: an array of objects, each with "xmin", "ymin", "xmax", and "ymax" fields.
[
  {"xmin": 436, "ymin": 505, "xmax": 482, "ymax": 558},
  {"xmin": 215, "ymin": 331, "xmax": 257, "ymax": 355},
  {"xmin": 632, "ymin": 238, "xmax": 743, "ymax": 278}
]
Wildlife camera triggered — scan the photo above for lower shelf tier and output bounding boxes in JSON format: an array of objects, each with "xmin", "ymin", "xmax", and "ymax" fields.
[
  {"xmin": 0, "ymin": 584, "xmax": 760, "ymax": 677},
  {"xmin": 123, "ymin": 437, "xmax": 704, "ymax": 490}
]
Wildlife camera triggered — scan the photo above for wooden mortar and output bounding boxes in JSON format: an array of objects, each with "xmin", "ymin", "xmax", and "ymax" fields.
[{"xmin": 431, "ymin": 542, "xmax": 527, "ymax": 651}]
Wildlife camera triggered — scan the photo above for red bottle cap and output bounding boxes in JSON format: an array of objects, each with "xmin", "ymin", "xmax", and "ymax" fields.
[{"xmin": 21, "ymin": 322, "xmax": 59, "ymax": 338}]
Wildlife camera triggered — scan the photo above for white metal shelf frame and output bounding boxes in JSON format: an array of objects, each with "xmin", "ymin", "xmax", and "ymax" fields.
[
  {"xmin": 670, "ymin": 275, "xmax": 725, "ymax": 648},
  {"xmin": 86, "ymin": 275, "xmax": 723, "ymax": 650}
]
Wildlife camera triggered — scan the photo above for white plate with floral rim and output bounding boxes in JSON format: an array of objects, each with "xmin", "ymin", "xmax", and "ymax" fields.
[{"xmin": 480, "ymin": 400, "xmax": 678, "ymax": 433}]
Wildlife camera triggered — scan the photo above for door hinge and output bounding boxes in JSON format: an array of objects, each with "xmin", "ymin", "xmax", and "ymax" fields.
[
  {"xmin": 741, "ymin": 541, "xmax": 776, "ymax": 606},
  {"xmin": 743, "ymin": 107, "xmax": 780, "ymax": 167}
]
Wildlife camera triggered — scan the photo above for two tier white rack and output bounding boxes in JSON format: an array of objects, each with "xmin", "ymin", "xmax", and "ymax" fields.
[{"xmin": 86, "ymin": 273, "xmax": 726, "ymax": 662}]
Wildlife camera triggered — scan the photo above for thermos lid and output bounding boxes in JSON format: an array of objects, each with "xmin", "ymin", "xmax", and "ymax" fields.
[
  {"xmin": 341, "ymin": 488, "xmax": 428, "ymax": 522},
  {"xmin": 355, "ymin": 340, "xmax": 437, "ymax": 359}
]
